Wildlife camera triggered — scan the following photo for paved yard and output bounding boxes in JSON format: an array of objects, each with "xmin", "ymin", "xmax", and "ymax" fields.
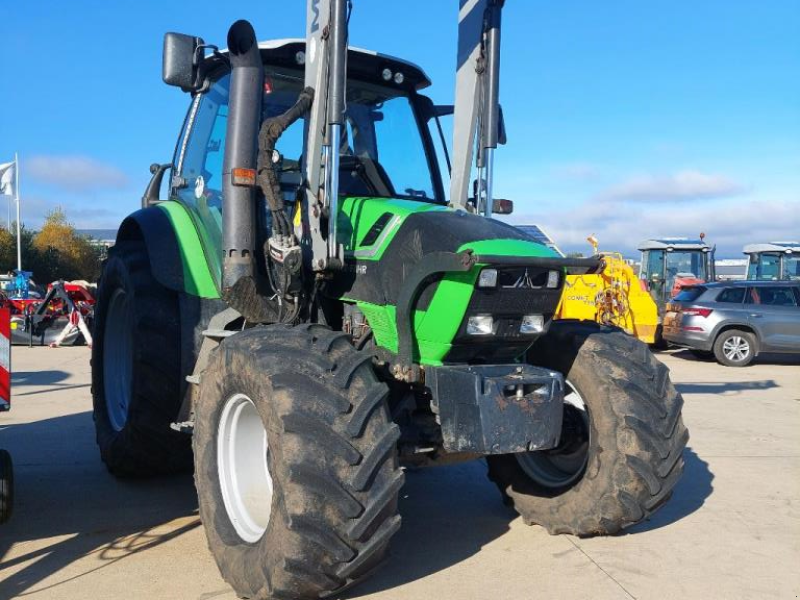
[{"xmin": 0, "ymin": 346, "xmax": 798, "ymax": 600}]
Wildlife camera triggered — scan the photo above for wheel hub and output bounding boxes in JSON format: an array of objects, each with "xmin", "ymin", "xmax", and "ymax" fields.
[
  {"xmin": 515, "ymin": 381, "xmax": 589, "ymax": 489},
  {"xmin": 217, "ymin": 393, "xmax": 273, "ymax": 543},
  {"xmin": 723, "ymin": 336, "xmax": 750, "ymax": 362}
]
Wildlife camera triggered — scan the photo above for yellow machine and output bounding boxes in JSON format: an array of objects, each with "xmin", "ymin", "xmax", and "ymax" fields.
[{"xmin": 555, "ymin": 236, "xmax": 659, "ymax": 344}]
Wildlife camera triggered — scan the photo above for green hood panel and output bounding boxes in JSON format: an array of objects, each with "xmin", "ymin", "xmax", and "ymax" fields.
[
  {"xmin": 340, "ymin": 197, "xmax": 448, "ymax": 261},
  {"xmin": 460, "ymin": 238, "xmax": 559, "ymax": 259}
]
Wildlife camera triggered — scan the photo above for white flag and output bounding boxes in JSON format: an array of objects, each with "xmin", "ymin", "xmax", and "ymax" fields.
[{"xmin": 0, "ymin": 161, "xmax": 15, "ymax": 196}]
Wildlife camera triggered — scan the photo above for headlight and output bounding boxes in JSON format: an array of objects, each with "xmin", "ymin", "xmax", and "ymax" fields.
[
  {"xmin": 547, "ymin": 270, "xmax": 560, "ymax": 288},
  {"xmin": 478, "ymin": 268, "xmax": 498, "ymax": 288},
  {"xmin": 520, "ymin": 314, "xmax": 544, "ymax": 334},
  {"xmin": 467, "ymin": 315, "xmax": 494, "ymax": 335}
]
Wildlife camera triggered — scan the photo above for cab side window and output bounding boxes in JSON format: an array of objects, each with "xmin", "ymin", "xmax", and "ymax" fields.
[
  {"xmin": 716, "ymin": 287, "xmax": 745, "ymax": 304},
  {"xmin": 746, "ymin": 286, "xmax": 798, "ymax": 306},
  {"xmin": 173, "ymin": 74, "xmax": 231, "ymax": 279}
]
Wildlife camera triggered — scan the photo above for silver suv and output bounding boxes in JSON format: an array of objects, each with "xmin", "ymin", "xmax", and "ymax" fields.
[{"xmin": 663, "ymin": 281, "xmax": 800, "ymax": 366}]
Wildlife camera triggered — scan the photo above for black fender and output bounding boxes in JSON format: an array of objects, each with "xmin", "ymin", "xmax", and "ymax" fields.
[
  {"xmin": 116, "ymin": 206, "xmax": 192, "ymax": 295},
  {"xmin": 115, "ymin": 205, "xmax": 228, "ymax": 386}
]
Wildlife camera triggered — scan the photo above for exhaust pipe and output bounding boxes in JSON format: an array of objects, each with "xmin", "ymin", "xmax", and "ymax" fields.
[{"xmin": 222, "ymin": 20, "xmax": 263, "ymax": 292}]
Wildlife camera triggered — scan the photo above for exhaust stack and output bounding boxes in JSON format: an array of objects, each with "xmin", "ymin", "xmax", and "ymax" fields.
[{"xmin": 222, "ymin": 20, "xmax": 263, "ymax": 292}]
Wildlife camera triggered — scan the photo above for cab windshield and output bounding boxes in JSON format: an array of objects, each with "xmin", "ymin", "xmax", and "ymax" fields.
[
  {"xmin": 262, "ymin": 71, "xmax": 438, "ymax": 202},
  {"xmin": 747, "ymin": 254, "xmax": 800, "ymax": 280},
  {"xmin": 747, "ymin": 253, "xmax": 780, "ymax": 280},
  {"xmin": 785, "ymin": 256, "xmax": 800, "ymax": 279},
  {"xmin": 666, "ymin": 251, "xmax": 709, "ymax": 282}
]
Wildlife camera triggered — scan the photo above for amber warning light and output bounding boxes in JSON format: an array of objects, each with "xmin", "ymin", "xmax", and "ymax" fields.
[{"xmin": 231, "ymin": 168, "xmax": 257, "ymax": 187}]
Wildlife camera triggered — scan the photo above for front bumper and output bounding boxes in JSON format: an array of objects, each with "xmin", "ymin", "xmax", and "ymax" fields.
[{"xmin": 427, "ymin": 363, "xmax": 565, "ymax": 455}]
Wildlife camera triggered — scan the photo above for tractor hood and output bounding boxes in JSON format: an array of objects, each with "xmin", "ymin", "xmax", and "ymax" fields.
[
  {"xmin": 334, "ymin": 197, "xmax": 557, "ymax": 304},
  {"xmin": 328, "ymin": 197, "xmax": 563, "ymax": 366}
]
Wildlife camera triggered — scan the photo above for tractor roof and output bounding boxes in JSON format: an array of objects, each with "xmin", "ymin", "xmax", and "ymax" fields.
[
  {"xmin": 212, "ymin": 38, "xmax": 432, "ymax": 91},
  {"xmin": 637, "ymin": 238, "xmax": 712, "ymax": 251},
  {"xmin": 742, "ymin": 242, "xmax": 800, "ymax": 254}
]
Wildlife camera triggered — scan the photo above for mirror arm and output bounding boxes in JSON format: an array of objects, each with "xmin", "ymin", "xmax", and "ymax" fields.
[
  {"xmin": 434, "ymin": 115, "xmax": 452, "ymax": 175},
  {"xmin": 142, "ymin": 163, "xmax": 172, "ymax": 208}
]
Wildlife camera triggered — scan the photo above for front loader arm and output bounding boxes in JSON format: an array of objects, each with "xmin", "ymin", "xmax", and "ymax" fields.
[
  {"xmin": 451, "ymin": 0, "xmax": 505, "ymax": 215},
  {"xmin": 302, "ymin": 0, "xmax": 348, "ymax": 271}
]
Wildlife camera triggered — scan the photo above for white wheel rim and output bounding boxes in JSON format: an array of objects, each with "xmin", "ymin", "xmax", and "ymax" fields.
[
  {"xmin": 723, "ymin": 336, "xmax": 750, "ymax": 362},
  {"xmin": 515, "ymin": 380, "xmax": 590, "ymax": 489},
  {"xmin": 218, "ymin": 393, "xmax": 273, "ymax": 543},
  {"xmin": 103, "ymin": 288, "xmax": 133, "ymax": 432}
]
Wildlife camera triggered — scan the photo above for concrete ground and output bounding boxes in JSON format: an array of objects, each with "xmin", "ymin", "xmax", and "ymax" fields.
[{"xmin": 0, "ymin": 346, "xmax": 798, "ymax": 600}]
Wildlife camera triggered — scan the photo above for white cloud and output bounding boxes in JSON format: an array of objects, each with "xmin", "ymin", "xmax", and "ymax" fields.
[
  {"xmin": 26, "ymin": 155, "xmax": 129, "ymax": 191},
  {"xmin": 512, "ymin": 197, "xmax": 800, "ymax": 258},
  {"xmin": 599, "ymin": 170, "xmax": 746, "ymax": 202}
]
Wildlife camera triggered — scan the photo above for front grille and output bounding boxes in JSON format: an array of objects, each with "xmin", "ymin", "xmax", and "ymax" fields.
[{"xmin": 468, "ymin": 286, "xmax": 562, "ymax": 315}]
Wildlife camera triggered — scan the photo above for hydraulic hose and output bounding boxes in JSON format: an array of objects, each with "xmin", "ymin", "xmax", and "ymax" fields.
[{"xmin": 256, "ymin": 87, "xmax": 315, "ymax": 241}]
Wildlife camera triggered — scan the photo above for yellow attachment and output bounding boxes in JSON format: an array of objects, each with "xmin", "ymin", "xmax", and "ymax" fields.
[{"xmin": 555, "ymin": 251, "xmax": 659, "ymax": 344}]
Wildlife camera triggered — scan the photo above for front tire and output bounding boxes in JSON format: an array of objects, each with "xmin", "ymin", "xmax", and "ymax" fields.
[
  {"xmin": 487, "ymin": 321, "xmax": 689, "ymax": 536},
  {"xmin": 194, "ymin": 324, "xmax": 403, "ymax": 600},
  {"xmin": 713, "ymin": 329, "xmax": 756, "ymax": 367},
  {"xmin": 91, "ymin": 241, "xmax": 192, "ymax": 476}
]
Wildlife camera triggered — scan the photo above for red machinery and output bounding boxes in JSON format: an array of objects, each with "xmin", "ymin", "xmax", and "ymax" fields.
[{"xmin": 1, "ymin": 280, "xmax": 95, "ymax": 347}]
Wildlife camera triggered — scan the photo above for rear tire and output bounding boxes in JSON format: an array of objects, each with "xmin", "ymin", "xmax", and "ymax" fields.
[
  {"xmin": 194, "ymin": 324, "xmax": 403, "ymax": 599},
  {"xmin": 713, "ymin": 329, "xmax": 756, "ymax": 367},
  {"xmin": 487, "ymin": 321, "xmax": 689, "ymax": 536},
  {"xmin": 91, "ymin": 241, "xmax": 192, "ymax": 476},
  {"xmin": 0, "ymin": 449, "xmax": 13, "ymax": 524}
]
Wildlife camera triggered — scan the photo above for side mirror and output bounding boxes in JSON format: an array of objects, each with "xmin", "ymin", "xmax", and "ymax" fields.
[
  {"xmin": 163, "ymin": 32, "xmax": 206, "ymax": 93},
  {"xmin": 492, "ymin": 198, "xmax": 513, "ymax": 215}
]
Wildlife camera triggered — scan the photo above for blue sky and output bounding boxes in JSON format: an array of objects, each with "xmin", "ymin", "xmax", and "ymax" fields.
[{"xmin": 1, "ymin": 0, "xmax": 798, "ymax": 257}]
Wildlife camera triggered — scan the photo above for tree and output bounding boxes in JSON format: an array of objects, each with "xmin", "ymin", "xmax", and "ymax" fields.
[
  {"xmin": 0, "ymin": 207, "xmax": 104, "ymax": 283},
  {"xmin": 32, "ymin": 208, "xmax": 103, "ymax": 282}
]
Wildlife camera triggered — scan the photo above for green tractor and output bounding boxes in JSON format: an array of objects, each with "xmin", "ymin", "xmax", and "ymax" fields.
[{"xmin": 92, "ymin": 2, "xmax": 688, "ymax": 598}]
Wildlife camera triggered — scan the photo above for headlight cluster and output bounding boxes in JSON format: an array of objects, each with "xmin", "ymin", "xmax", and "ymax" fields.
[
  {"xmin": 467, "ymin": 267, "xmax": 556, "ymax": 337},
  {"xmin": 466, "ymin": 314, "xmax": 545, "ymax": 336}
]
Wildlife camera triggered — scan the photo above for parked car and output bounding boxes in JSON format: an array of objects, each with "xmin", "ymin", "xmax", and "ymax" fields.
[{"xmin": 663, "ymin": 281, "xmax": 800, "ymax": 366}]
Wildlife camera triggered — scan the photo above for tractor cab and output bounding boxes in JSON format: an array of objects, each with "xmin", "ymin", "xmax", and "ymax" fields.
[
  {"xmin": 743, "ymin": 242, "xmax": 800, "ymax": 281},
  {"xmin": 638, "ymin": 236, "xmax": 715, "ymax": 308}
]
